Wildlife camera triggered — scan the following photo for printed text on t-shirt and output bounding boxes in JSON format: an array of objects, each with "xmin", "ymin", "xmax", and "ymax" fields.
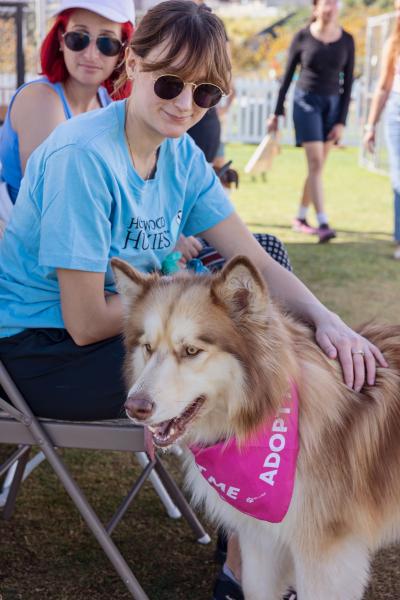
[{"xmin": 123, "ymin": 216, "xmax": 172, "ymax": 251}]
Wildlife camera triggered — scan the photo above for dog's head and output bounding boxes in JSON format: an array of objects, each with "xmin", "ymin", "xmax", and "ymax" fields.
[{"xmin": 112, "ymin": 256, "xmax": 289, "ymax": 447}]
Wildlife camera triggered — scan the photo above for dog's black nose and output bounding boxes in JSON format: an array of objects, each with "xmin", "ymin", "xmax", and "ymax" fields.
[{"xmin": 125, "ymin": 392, "xmax": 154, "ymax": 420}]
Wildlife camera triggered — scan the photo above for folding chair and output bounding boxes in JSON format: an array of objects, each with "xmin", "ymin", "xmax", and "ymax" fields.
[{"xmin": 0, "ymin": 360, "xmax": 210, "ymax": 599}]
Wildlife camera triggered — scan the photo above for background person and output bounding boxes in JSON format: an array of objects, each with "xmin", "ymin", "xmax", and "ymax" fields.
[
  {"xmin": 0, "ymin": 0, "xmax": 134, "ymax": 209},
  {"xmin": 363, "ymin": 0, "xmax": 400, "ymax": 261},
  {"xmin": 0, "ymin": 4, "xmax": 386, "ymax": 600},
  {"xmin": 267, "ymin": 0, "xmax": 355, "ymax": 243}
]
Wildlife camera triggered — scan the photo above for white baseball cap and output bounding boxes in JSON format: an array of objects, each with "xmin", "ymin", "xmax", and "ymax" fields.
[{"xmin": 54, "ymin": 0, "xmax": 135, "ymax": 24}]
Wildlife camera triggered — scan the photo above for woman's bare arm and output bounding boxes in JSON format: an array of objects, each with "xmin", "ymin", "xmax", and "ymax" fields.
[
  {"xmin": 11, "ymin": 84, "xmax": 66, "ymax": 173},
  {"xmin": 366, "ymin": 39, "xmax": 395, "ymax": 129},
  {"xmin": 57, "ymin": 269, "xmax": 124, "ymax": 346}
]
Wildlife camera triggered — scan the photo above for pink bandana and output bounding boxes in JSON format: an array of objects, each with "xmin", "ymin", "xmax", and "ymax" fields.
[{"xmin": 190, "ymin": 382, "xmax": 299, "ymax": 522}]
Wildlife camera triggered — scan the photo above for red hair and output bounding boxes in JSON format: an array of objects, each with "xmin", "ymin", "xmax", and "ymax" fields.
[{"xmin": 40, "ymin": 9, "xmax": 134, "ymax": 100}]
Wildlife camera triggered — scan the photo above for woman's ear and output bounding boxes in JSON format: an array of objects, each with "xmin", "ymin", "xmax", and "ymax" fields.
[
  {"xmin": 58, "ymin": 29, "xmax": 64, "ymax": 52},
  {"xmin": 125, "ymin": 47, "xmax": 137, "ymax": 80}
]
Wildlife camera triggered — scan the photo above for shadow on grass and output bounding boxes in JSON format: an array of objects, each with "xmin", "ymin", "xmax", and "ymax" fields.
[{"xmin": 247, "ymin": 222, "xmax": 393, "ymax": 238}]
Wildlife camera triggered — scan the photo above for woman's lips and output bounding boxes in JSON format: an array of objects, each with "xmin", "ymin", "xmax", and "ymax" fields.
[
  {"xmin": 79, "ymin": 64, "xmax": 102, "ymax": 71},
  {"xmin": 162, "ymin": 109, "xmax": 192, "ymax": 124}
]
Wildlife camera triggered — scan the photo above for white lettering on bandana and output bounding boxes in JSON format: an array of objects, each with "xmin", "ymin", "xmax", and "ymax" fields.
[{"xmin": 190, "ymin": 382, "xmax": 299, "ymax": 522}]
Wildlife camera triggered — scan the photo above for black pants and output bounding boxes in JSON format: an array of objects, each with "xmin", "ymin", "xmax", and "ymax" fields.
[
  {"xmin": 0, "ymin": 235, "xmax": 292, "ymax": 421},
  {"xmin": 0, "ymin": 328, "xmax": 126, "ymax": 421}
]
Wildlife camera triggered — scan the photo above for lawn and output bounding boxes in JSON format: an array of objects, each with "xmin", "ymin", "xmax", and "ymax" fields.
[
  {"xmin": 0, "ymin": 145, "xmax": 399, "ymax": 600},
  {"xmin": 228, "ymin": 143, "xmax": 398, "ymax": 325}
]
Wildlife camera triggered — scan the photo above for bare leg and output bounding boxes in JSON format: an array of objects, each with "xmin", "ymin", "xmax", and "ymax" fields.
[
  {"xmin": 301, "ymin": 140, "xmax": 334, "ymax": 217},
  {"xmin": 300, "ymin": 141, "xmax": 334, "ymax": 212},
  {"xmin": 300, "ymin": 140, "xmax": 337, "ymax": 241},
  {"xmin": 299, "ymin": 177, "xmax": 311, "ymax": 210},
  {"xmin": 225, "ymin": 533, "xmax": 242, "ymax": 582}
]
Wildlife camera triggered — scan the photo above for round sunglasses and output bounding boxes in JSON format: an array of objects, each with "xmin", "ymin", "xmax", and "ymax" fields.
[
  {"xmin": 62, "ymin": 31, "xmax": 125, "ymax": 57},
  {"xmin": 153, "ymin": 74, "xmax": 224, "ymax": 109}
]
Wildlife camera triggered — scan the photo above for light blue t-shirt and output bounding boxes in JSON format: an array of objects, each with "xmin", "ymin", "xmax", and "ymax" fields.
[{"xmin": 0, "ymin": 100, "xmax": 234, "ymax": 338}]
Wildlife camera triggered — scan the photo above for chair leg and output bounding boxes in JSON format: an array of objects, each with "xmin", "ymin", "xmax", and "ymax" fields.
[
  {"xmin": 2, "ymin": 446, "xmax": 30, "ymax": 520},
  {"xmin": 154, "ymin": 456, "xmax": 211, "ymax": 544},
  {"xmin": 134, "ymin": 452, "xmax": 181, "ymax": 519},
  {"xmin": 41, "ymin": 445, "xmax": 150, "ymax": 599},
  {"xmin": 0, "ymin": 449, "xmax": 46, "ymax": 507},
  {"xmin": 106, "ymin": 459, "xmax": 156, "ymax": 535},
  {"xmin": 0, "ymin": 445, "xmax": 30, "ymax": 479}
]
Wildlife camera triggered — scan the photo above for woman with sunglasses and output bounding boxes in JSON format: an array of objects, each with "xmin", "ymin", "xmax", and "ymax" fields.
[
  {"xmin": 0, "ymin": 0, "xmax": 134, "ymax": 212},
  {"xmin": 0, "ymin": 3, "xmax": 386, "ymax": 597}
]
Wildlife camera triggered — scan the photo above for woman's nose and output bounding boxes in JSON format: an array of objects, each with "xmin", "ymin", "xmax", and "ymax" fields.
[
  {"xmin": 174, "ymin": 84, "xmax": 194, "ymax": 111},
  {"xmin": 82, "ymin": 39, "xmax": 101, "ymax": 60}
]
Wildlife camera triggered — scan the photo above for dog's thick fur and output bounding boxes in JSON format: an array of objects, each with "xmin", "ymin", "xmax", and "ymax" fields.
[{"xmin": 113, "ymin": 256, "xmax": 400, "ymax": 600}]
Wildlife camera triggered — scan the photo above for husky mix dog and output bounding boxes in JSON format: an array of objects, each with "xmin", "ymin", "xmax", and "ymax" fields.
[{"xmin": 112, "ymin": 256, "xmax": 400, "ymax": 600}]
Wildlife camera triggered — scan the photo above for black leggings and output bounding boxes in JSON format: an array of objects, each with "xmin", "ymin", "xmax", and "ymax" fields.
[{"xmin": 0, "ymin": 235, "xmax": 292, "ymax": 421}]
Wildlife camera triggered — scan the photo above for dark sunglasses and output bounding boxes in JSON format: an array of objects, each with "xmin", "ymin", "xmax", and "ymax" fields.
[
  {"xmin": 62, "ymin": 31, "xmax": 124, "ymax": 57},
  {"xmin": 153, "ymin": 74, "xmax": 224, "ymax": 109}
]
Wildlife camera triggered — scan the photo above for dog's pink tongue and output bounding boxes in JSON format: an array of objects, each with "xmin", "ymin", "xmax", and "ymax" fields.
[{"xmin": 144, "ymin": 426, "xmax": 155, "ymax": 461}]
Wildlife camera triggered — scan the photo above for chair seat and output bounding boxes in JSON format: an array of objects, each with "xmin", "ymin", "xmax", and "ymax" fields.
[{"xmin": 0, "ymin": 412, "xmax": 145, "ymax": 452}]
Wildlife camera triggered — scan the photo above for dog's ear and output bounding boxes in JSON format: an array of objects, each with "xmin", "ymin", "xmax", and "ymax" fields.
[
  {"xmin": 111, "ymin": 257, "xmax": 152, "ymax": 308},
  {"xmin": 211, "ymin": 256, "xmax": 268, "ymax": 319}
]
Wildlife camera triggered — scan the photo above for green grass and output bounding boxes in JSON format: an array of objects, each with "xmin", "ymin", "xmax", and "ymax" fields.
[
  {"xmin": 1, "ymin": 146, "xmax": 399, "ymax": 600},
  {"xmin": 229, "ymin": 143, "xmax": 398, "ymax": 324}
]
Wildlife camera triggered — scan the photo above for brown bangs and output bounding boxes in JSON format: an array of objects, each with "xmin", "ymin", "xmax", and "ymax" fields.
[{"xmin": 129, "ymin": 1, "xmax": 231, "ymax": 94}]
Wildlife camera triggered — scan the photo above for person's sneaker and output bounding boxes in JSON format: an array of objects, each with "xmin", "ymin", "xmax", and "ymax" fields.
[
  {"xmin": 212, "ymin": 571, "xmax": 244, "ymax": 600},
  {"xmin": 283, "ymin": 588, "xmax": 297, "ymax": 600},
  {"xmin": 292, "ymin": 218, "xmax": 317, "ymax": 234},
  {"xmin": 317, "ymin": 223, "xmax": 336, "ymax": 243},
  {"xmin": 394, "ymin": 245, "xmax": 400, "ymax": 260}
]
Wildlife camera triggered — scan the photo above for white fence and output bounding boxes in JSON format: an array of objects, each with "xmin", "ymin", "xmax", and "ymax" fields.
[
  {"xmin": 0, "ymin": 73, "xmax": 364, "ymax": 148},
  {"xmin": 223, "ymin": 77, "xmax": 364, "ymax": 148}
]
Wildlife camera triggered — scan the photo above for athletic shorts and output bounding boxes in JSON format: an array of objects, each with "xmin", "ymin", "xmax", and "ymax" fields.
[{"xmin": 293, "ymin": 87, "xmax": 341, "ymax": 147}]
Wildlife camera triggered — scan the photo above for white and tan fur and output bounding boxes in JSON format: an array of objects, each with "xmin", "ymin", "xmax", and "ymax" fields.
[{"xmin": 112, "ymin": 256, "xmax": 400, "ymax": 600}]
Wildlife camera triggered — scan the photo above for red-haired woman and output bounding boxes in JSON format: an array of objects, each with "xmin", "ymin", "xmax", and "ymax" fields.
[
  {"xmin": 0, "ymin": 0, "xmax": 134, "ymax": 207},
  {"xmin": 267, "ymin": 0, "xmax": 354, "ymax": 243},
  {"xmin": 364, "ymin": 0, "xmax": 400, "ymax": 260}
]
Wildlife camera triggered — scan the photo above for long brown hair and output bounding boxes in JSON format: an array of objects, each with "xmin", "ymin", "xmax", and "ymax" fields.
[{"xmin": 115, "ymin": 0, "xmax": 231, "ymax": 96}]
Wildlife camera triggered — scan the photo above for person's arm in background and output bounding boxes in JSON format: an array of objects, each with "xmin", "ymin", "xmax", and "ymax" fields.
[
  {"xmin": 174, "ymin": 234, "xmax": 203, "ymax": 263},
  {"xmin": 328, "ymin": 34, "xmax": 355, "ymax": 144},
  {"xmin": 11, "ymin": 83, "xmax": 66, "ymax": 173},
  {"xmin": 363, "ymin": 38, "xmax": 395, "ymax": 152},
  {"xmin": 267, "ymin": 30, "xmax": 302, "ymax": 133}
]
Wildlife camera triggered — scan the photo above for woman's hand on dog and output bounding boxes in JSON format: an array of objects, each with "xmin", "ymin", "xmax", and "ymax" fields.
[{"xmin": 314, "ymin": 312, "xmax": 388, "ymax": 392}]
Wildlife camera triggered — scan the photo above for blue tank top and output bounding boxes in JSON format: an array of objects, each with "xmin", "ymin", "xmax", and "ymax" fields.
[{"xmin": 0, "ymin": 76, "xmax": 110, "ymax": 203}]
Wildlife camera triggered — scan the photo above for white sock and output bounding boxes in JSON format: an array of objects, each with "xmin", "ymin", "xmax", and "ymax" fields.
[
  {"xmin": 222, "ymin": 563, "xmax": 241, "ymax": 586},
  {"xmin": 317, "ymin": 212, "xmax": 328, "ymax": 226},
  {"xmin": 297, "ymin": 206, "xmax": 308, "ymax": 220}
]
